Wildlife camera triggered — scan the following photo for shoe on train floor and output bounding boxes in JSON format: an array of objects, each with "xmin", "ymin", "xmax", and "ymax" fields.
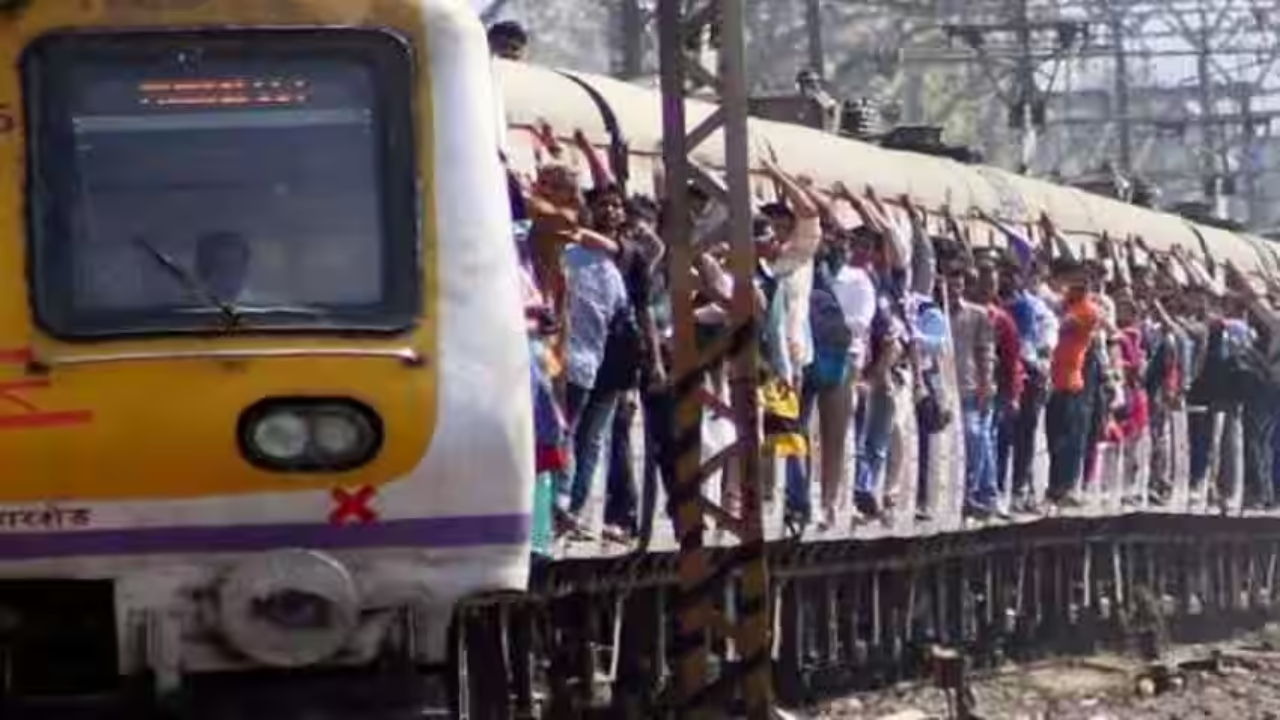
[
  {"xmin": 1046, "ymin": 489, "xmax": 1083, "ymax": 508},
  {"xmin": 853, "ymin": 491, "xmax": 880, "ymax": 519}
]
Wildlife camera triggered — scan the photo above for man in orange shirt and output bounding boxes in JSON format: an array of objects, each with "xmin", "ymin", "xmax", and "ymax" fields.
[{"xmin": 1046, "ymin": 259, "xmax": 1102, "ymax": 505}]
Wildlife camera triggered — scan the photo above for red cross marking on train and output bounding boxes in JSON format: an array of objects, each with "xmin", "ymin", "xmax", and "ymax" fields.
[
  {"xmin": 329, "ymin": 486, "xmax": 379, "ymax": 526},
  {"xmin": 0, "ymin": 348, "xmax": 32, "ymax": 365},
  {"xmin": 0, "ymin": 349, "xmax": 94, "ymax": 431}
]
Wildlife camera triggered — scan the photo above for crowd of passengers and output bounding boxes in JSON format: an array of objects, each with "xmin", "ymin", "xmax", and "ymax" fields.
[{"xmin": 488, "ymin": 23, "xmax": 1280, "ymax": 545}]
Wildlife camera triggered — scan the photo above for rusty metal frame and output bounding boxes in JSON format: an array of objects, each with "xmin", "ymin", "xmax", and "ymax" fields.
[{"xmin": 658, "ymin": 0, "xmax": 771, "ymax": 716}]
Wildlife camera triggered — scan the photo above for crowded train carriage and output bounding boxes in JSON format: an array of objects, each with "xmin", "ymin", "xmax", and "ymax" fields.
[
  {"xmin": 0, "ymin": 0, "xmax": 1278, "ymax": 714},
  {"xmin": 495, "ymin": 54, "xmax": 1280, "ymax": 554}
]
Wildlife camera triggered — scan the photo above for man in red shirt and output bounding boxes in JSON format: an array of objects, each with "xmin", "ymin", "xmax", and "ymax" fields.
[
  {"xmin": 1047, "ymin": 259, "xmax": 1103, "ymax": 505},
  {"xmin": 975, "ymin": 255, "xmax": 1024, "ymax": 513}
]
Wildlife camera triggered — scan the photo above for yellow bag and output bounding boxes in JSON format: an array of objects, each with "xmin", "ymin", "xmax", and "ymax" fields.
[{"xmin": 760, "ymin": 377, "xmax": 807, "ymax": 458}]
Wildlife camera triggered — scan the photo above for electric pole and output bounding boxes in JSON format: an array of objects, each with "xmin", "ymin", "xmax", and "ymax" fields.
[
  {"xmin": 1108, "ymin": 1, "xmax": 1132, "ymax": 174},
  {"xmin": 1194, "ymin": 7, "xmax": 1223, "ymax": 216},
  {"xmin": 1013, "ymin": 0, "xmax": 1036, "ymax": 173},
  {"xmin": 805, "ymin": 0, "xmax": 824, "ymax": 77},
  {"xmin": 617, "ymin": 0, "xmax": 646, "ymax": 79},
  {"xmin": 941, "ymin": 0, "xmax": 1089, "ymax": 175}
]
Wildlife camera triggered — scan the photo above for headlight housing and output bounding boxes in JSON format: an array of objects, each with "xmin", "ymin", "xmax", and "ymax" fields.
[
  {"xmin": 219, "ymin": 549, "xmax": 360, "ymax": 668},
  {"xmin": 251, "ymin": 411, "xmax": 311, "ymax": 462},
  {"xmin": 239, "ymin": 399, "xmax": 382, "ymax": 473}
]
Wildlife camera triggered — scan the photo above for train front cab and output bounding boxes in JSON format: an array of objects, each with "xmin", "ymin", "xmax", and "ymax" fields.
[{"xmin": 0, "ymin": 0, "xmax": 531, "ymax": 714}]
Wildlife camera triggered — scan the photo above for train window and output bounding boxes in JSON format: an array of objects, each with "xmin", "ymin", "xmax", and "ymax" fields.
[{"xmin": 23, "ymin": 30, "xmax": 419, "ymax": 338}]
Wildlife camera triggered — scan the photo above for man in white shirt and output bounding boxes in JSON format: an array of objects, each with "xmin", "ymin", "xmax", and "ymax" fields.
[
  {"xmin": 832, "ymin": 227, "xmax": 878, "ymax": 380},
  {"xmin": 758, "ymin": 158, "xmax": 822, "ymax": 387}
]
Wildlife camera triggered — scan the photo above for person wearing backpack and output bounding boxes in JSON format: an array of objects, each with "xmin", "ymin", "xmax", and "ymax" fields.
[
  {"xmin": 803, "ymin": 236, "xmax": 857, "ymax": 530},
  {"xmin": 1223, "ymin": 263, "xmax": 1280, "ymax": 509},
  {"xmin": 597, "ymin": 219, "xmax": 662, "ymax": 541}
]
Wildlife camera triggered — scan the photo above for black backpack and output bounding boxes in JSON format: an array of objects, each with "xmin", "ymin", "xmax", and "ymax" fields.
[{"xmin": 1190, "ymin": 321, "xmax": 1275, "ymax": 405}]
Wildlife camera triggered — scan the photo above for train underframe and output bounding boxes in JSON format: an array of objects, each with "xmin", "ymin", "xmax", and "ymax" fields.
[
  {"xmin": 2, "ymin": 515, "xmax": 1279, "ymax": 718},
  {"xmin": 454, "ymin": 514, "xmax": 1280, "ymax": 719}
]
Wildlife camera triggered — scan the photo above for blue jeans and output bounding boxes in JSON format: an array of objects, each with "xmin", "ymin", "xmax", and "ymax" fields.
[
  {"xmin": 1271, "ymin": 409, "xmax": 1280, "ymax": 498},
  {"xmin": 1188, "ymin": 409, "xmax": 1216, "ymax": 488},
  {"xmin": 855, "ymin": 383, "xmax": 895, "ymax": 498},
  {"xmin": 992, "ymin": 397, "xmax": 1014, "ymax": 496},
  {"xmin": 917, "ymin": 418, "xmax": 932, "ymax": 512},
  {"xmin": 605, "ymin": 395, "xmax": 639, "ymax": 533},
  {"xmin": 962, "ymin": 396, "xmax": 997, "ymax": 507},
  {"xmin": 565, "ymin": 384, "xmax": 621, "ymax": 515},
  {"xmin": 784, "ymin": 456, "xmax": 810, "ymax": 523},
  {"xmin": 1243, "ymin": 398, "xmax": 1277, "ymax": 507},
  {"xmin": 1046, "ymin": 389, "xmax": 1087, "ymax": 499}
]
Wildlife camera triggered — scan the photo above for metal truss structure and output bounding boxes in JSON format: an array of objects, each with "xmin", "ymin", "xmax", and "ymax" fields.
[
  {"xmin": 658, "ymin": 1, "xmax": 774, "ymax": 717},
  {"xmin": 808, "ymin": 0, "xmax": 1280, "ymax": 229}
]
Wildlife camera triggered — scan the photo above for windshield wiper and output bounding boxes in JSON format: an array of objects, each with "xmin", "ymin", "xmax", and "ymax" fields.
[
  {"xmin": 133, "ymin": 236, "xmax": 241, "ymax": 330},
  {"xmin": 222, "ymin": 305, "xmax": 327, "ymax": 317}
]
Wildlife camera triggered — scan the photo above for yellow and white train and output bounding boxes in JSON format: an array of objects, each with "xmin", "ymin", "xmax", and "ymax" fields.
[
  {"xmin": 0, "ymin": 0, "xmax": 531, "ymax": 711},
  {"xmin": 0, "ymin": 0, "xmax": 1276, "ymax": 714}
]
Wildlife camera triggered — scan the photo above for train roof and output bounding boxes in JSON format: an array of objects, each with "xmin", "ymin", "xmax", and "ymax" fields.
[{"xmin": 497, "ymin": 59, "xmax": 1275, "ymax": 277}]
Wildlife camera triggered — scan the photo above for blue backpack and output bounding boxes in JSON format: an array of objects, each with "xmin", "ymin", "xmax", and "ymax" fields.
[{"xmin": 809, "ymin": 270, "xmax": 854, "ymax": 387}]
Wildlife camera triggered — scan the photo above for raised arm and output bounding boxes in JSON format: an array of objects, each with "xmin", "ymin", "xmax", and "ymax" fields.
[
  {"xmin": 1172, "ymin": 246, "xmax": 1222, "ymax": 295},
  {"xmin": 803, "ymin": 179, "xmax": 837, "ymax": 222},
  {"xmin": 1149, "ymin": 296, "xmax": 1190, "ymax": 336},
  {"xmin": 866, "ymin": 189, "xmax": 911, "ymax": 270},
  {"xmin": 906, "ymin": 196, "xmax": 937, "ymax": 296},
  {"xmin": 573, "ymin": 129, "xmax": 616, "ymax": 191},
  {"xmin": 1038, "ymin": 212, "xmax": 1069, "ymax": 261},
  {"xmin": 761, "ymin": 156, "xmax": 819, "ymax": 220},
  {"xmin": 987, "ymin": 211, "xmax": 1045, "ymax": 276},
  {"xmin": 1226, "ymin": 260, "xmax": 1280, "ymax": 336},
  {"xmin": 834, "ymin": 182, "xmax": 891, "ymax": 237},
  {"xmin": 533, "ymin": 120, "xmax": 565, "ymax": 165},
  {"xmin": 764, "ymin": 161, "xmax": 822, "ymax": 276}
]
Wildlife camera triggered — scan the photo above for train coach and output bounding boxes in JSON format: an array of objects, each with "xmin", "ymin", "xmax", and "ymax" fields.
[
  {"xmin": 496, "ymin": 56, "xmax": 1280, "ymax": 550},
  {"xmin": 0, "ymin": 0, "xmax": 532, "ymax": 715},
  {"xmin": 485, "ymin": 51, "xmax": 1280, "ymax": 720}
]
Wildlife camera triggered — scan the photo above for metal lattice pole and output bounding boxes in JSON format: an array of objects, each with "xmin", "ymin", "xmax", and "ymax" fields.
[{"xmin": 658, "ymin": 0, "xmax": 772, "ymax": 716}]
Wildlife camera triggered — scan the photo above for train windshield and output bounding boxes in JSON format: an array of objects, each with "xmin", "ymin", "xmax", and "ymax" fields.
[{"xmin": 24, "ymin": 30, "xmax": 419, "ymax": 338}]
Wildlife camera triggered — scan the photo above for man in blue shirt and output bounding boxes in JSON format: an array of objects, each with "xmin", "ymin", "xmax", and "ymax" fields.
[
  {"xmin": 560, "ymin": 193, "xmax": 632, "ymax": 537},
  {"xmin": 913, "ymin": 284, "xmax": 950, "ymax": 521},
  {"xmin": 1001, "ymin": 259, "xmax": 1057, "ymax": 513}
]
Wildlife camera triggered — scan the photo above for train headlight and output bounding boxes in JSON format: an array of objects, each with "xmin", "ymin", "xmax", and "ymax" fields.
[
  {"xmin": 312, "ymin": 410, "xmax": 374, "ymax": 461},
  {"xmin": 219, "ymin": 550, "xmax": 360, "ymax": 668},
  {"xmin": 239, "ymin": 400, "xmax": 383, "ymax": 473},
  {"xmin": 250, "ymin": 411, "xmax": 310, "ymax": 461}
]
